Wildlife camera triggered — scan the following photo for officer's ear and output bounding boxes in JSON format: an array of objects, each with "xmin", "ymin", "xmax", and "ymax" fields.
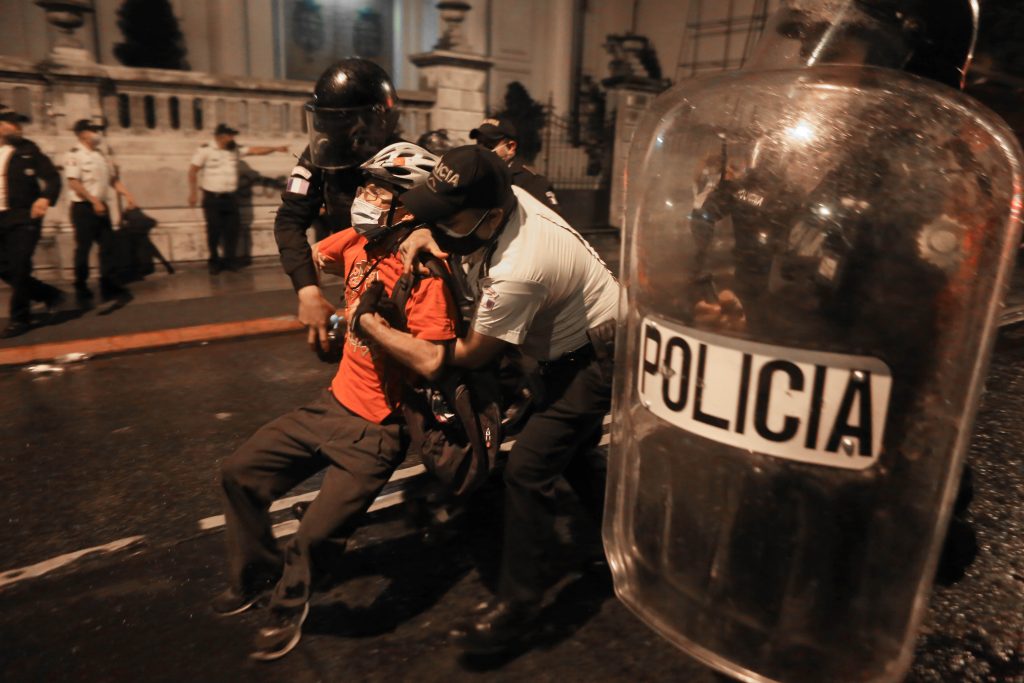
[{"xmin": 506, "ymin": 139, "xmax": 517, "ymax": 155}]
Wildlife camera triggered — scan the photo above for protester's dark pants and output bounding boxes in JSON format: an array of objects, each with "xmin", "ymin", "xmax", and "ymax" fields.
[
  {"xmin": 201, "ymin": 191, "xmax": 240, "ymax": 264},
  {"xmin": 0, "ymin": 213, "xmax": 60, "ymax": 323},
  {"xmin": 71, "ymin": 201, "xmax": 115, "ymax": 289},
  {"xmin": 219, "ymin": 390, "xmax": 404, "ymax": 613},
  {"xmin": 498, "ymin": 347, "xmax": 612, "ymax": 604}
]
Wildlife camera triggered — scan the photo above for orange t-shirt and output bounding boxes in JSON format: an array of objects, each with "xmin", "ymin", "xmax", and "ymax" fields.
[{"xmin": 316, "ymin": 229, "xmax": 456, "ymax": 423}]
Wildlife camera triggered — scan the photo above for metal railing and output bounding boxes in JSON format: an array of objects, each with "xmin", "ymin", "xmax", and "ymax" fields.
[{"xmin": 535, "ymin": 109, "xmax": 611, "ymax": 192}]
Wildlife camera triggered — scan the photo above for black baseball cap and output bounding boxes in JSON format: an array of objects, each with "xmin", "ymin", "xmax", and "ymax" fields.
[
  {"xmin": 0, "ymin": 107, "xmax": 30, "ymax": 124},
  {"xmin": 73, "ymin": 118, "xmax": 105, "ymax": 133},
  {"xmin": 401, "ymin": 145, "xmax": 515, "ymax": 222},
  {"xmin": 469, "ymin": 117, "xmax": 517, "ymax": 144},
  {"xmin": 214, "ymin": 123, "xmax": 239, "ymax": 136}
]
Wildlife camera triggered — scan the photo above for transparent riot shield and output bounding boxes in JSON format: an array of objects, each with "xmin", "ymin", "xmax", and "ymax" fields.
[{"xmin": 604, "ymin": 7, "xmax": 1023, "ymax": 683}]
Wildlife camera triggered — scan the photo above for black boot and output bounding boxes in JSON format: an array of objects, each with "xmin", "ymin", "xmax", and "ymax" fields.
[{"xmin": 449, "ymin": 598, "xmax": 540, "ymax": 653}]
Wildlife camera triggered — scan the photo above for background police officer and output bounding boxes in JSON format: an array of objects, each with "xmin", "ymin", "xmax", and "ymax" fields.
[
  {"xmin": 274, "ymin": 58, "xmax": 400, "ymax": 354},
  {"xmin": 470, "ymin": 116, "xmax": 560, "ymax": 212},
  {"xmin": 188, "ymin": 123, "xmax": 288, "ymax": 274},
  {"xmin": 0, "ymin": 107, "xmax": 65, "ymax": 338},
  {"xmin": 65, "ymin": 118, "xmax": 136, "ymax": 305}
]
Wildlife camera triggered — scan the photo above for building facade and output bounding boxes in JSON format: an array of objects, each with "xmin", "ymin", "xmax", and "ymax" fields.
[{"xmin": 0, "ymin": 0, "xmax": 776, "ymax": 276}]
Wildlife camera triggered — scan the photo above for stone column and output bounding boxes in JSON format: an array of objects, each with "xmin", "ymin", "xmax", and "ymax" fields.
[
  {"xmin": 409, "ymin": 51, "xmax": 492, "ymax": 144},
  {"xmin": 408, "ymin": 1, "xmax": 492, "ymax": 144},
  {"xmin": 34, "ymin": 0, "xmax": 96, "ymax": 65}
]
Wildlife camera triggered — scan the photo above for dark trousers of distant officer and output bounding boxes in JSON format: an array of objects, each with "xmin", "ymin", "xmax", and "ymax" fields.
[
  {"xmin": 0, "ymin": 212, "xmax": 61, "ymax": 323},
  {"xmin": 498, "ymin": 344, "xmax": 612, "ymax": 604},
  {"xmin": 201, "ymin": 191, "xmax": 241, "ymax": 266},
  {"xmin": 219, "ymin": 391, "xmax": 404, "ymax": 611},
  {"xmin": 71, "ymin": 201, "xmax": 116, "ymax": 292}
]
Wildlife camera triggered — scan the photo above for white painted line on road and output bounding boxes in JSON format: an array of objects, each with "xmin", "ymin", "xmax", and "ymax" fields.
[
  {"xmin": 1, "ymin": 422, "xmax": 611, "ymax": 591},
  {"xmin": 197, "ymin": 464, "xmax": 428, "ymax": 531},
  {"xmin": 0, "ymin": 535, "xmax": 145, "ymax": 591},
  {"xmin": 269, "ymin": 489, "xmax": 408, "ymax": 540}
]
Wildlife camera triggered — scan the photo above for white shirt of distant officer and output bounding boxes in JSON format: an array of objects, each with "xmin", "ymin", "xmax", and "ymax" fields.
[
  {"xmin": 65, "ymin": 123, "xmax": 135, "ymax": 217},
  {"xmin": 187, "ymin": 127, "xmax": 287, "ymax": 207}
]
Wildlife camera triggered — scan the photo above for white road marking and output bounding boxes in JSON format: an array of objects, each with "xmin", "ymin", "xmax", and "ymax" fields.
[
  {"xmin": 269, "ymin": 490, "xmax": 408, "ymax": 540},
  {"xmin": 197, "ymin": 464, "xmax": 428, "ymax": 531},
  {"xmin": 4, "ymin": 419, "xmax": 613, "ymax": 590},
  {"xmin": 0, "ymin": 535, "xmax": 144, "ymax": 590}
]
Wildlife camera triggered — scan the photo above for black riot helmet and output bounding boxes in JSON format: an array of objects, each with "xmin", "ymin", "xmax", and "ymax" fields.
[
  {"xmin": 305, "ymin": 58, "xmax": 400, "ymax": 169},
  {"xmin": 758, "ymin": 0, "xmax": 978, "ymax": 89}
]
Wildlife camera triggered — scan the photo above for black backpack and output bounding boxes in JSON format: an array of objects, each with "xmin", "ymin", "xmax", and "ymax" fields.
[{"xmin": 387, "ymin": 257, "xmax": 503, "ymax": 497}]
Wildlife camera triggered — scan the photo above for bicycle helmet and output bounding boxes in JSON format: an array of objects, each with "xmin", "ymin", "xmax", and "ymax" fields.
[{"xmin": 360, "ymin": 142, "xmax": 439, "ymax": 192}]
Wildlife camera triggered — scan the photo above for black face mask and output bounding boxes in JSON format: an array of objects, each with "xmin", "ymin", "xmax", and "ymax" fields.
[
  {"xmin": 432, "ymin": 209, "xmax": 496, "ymax": 255},
  {"xmin": 435, "ymin": 230, "xmax": 492, "ymax": 256},
  {"xmin": 225, "ymin": 140, "xmax": 238, "ymax": 151},
  {"xmin": 3, "ymin": 133, "xmax": 22, "ymax": 145}
]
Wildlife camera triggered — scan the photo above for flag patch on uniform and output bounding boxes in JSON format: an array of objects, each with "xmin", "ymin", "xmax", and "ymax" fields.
[
  {"xmin": 290, "ymin": 165, "xmax": 312, "ymax": 180},
  {"xmin": 287, "ymin": 177, "xmax": 310, "ymax": 195}
]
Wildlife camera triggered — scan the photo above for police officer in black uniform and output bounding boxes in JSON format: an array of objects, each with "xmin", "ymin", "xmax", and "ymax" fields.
[
  {"xmin": 470, "ymin": 116, "xmax": 560, "ymax": 212},
  {"xmin": 0, "ymin": 108, "xmax": 65, "ymax": 338},
  {"xmin": 274, "ymin": 58, "xmax": 400, "ymax": 353}
]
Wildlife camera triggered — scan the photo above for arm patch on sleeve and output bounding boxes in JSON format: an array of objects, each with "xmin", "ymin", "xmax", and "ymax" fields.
[
  {"xmin": 286, "ymin": 176, "xmax": 310, "ymax": 195},
  {"xmin": 290, "ymin": 165, "xmax": 313, "ymax": 180}
]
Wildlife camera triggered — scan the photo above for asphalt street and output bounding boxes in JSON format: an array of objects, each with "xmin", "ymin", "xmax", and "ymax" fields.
[{"xmin": 0, "ymin": 232, "xmax": 1020, "ymax": 682}]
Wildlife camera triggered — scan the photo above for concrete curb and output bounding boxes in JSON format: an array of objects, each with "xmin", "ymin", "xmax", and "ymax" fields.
[{"xmin": 0, "ymin": 316, "xmax": 302, "ymax": 367}]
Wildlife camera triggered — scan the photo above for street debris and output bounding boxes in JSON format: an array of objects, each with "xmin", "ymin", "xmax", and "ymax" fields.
[{"xmin": 25, "ymin": 364, "xmax": 64, "ymax": 375}]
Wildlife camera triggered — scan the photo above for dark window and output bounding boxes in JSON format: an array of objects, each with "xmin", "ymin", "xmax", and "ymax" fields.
[
  {"xmin": 193, "ymin": 98, "xmax": 203, "ymax": 130},
  {"xmin": 169, "ymin": 96, "xmax": 181, "ymax": 129},
  {"xmin": 143, "ymin": 95, "xmax": 157, "ymax": 129},
  {"xmin": 117, "ymin": 94, "xmax": 131, "ymax": 128}
]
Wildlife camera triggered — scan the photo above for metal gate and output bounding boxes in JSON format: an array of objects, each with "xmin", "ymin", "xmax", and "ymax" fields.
[{"xmin": 535, "ymin": 109, "xmax": 610, "ymax": 192}]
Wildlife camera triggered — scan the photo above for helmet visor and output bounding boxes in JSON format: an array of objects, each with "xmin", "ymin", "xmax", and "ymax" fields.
[{"xmin": 305, "ymin": 105, "xmax": 392, "ymax": 169}]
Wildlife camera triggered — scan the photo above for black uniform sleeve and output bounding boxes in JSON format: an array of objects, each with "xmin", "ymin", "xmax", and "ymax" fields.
[
  {"xmin": 33, "ymin": 144, "xmax": 61, "ymax": 204},
  {"xmin": 274, "ymin": 146, "xmax": 324, "ymax": 291},
  {"xmin": 510, "ymin": 160, "xmax": 560, "ymax": 213}
]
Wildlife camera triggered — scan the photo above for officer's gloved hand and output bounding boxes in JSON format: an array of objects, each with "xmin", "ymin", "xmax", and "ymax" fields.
[{"xmin": 351, "ymin": 281, "xmax": 386, "ymax": 335}]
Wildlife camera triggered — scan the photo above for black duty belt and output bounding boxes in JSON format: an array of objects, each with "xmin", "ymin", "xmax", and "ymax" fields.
[
  {"xmin": 203, "ymin": 190, "xmax": 236, "ymax": 198},
  {"xmin": 538, "ymin": 343, "xmax": 596, "ymax": 371}
]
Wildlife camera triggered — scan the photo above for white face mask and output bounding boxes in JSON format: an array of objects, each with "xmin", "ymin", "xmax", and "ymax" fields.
[{"xmin": 350, "ymin": 196, "xmax": 386, "ymax": 235}]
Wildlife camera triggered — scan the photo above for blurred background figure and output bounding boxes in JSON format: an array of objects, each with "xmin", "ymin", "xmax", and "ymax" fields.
[
  {"xmin": 65, "ymin": 118, "xmax": 136, "ymax": 306},
  {"xmin": 188, "ymin": 123, "xmax": 288, "ymax": 274},
  {"xmin": 416, "ymin": 128, "xmax": 454, "ymax": 156},
  {"xmin": 470, "ymin": 116, "xmax": 560, "ymax": 212},
  {"xmin": 0, "ymin": 106, "xmax": 65, "ymax": 338}
]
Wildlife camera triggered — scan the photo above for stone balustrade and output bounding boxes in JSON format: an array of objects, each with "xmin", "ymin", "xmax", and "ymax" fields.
[{"xmin": 0, "ymin": 56, "xmax": 435, "ymax": 277}]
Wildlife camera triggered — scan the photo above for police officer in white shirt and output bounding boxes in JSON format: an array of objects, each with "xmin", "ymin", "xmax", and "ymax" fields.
[
  {"xmin": 65, "ymin": 118, "xmax": 136, "ymax": 305},
  {"xmin": 379, "ymin": 146, "xmax": 620, "ymax": 651},
  {"xmin": 188, "ymin": 123, "xmax": 288, "ymax": 274}
]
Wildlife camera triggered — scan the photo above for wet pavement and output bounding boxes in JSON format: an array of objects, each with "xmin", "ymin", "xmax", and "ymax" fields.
[{"xmin": 0, "ymin": 231, "xmax": 1020, "ymax": 682}]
